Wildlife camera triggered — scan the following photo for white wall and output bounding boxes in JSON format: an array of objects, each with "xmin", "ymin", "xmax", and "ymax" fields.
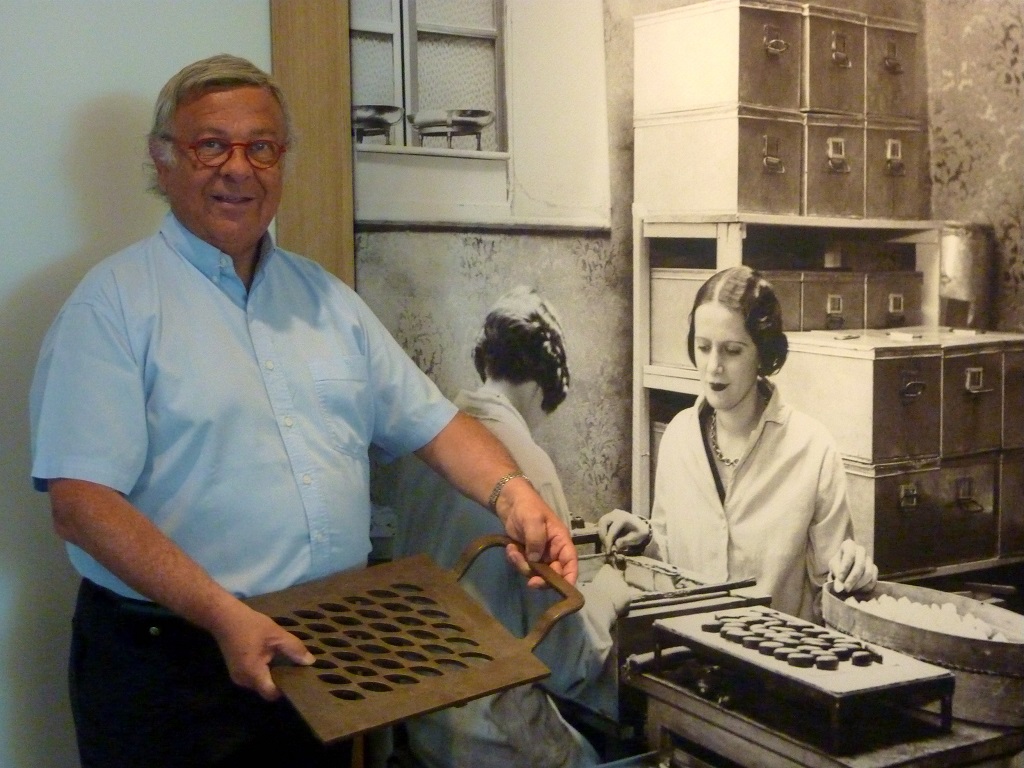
[{"xmin": 0, "ymin": 3, "xmax": 270, "ymax": 765}]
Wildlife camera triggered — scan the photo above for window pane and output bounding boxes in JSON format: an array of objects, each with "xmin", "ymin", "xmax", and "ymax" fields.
[
  {"xmin": 417, "ymin": 0, "xmax": 495, "ymax": 30},
  {"xmin": 351, "ymin": 0, "xmax": 396, "ymax": 27},
  {"xmin": 351, "ymin": 31, "xmax": 398, "ymax": 106},
  {"xmin": 416, "ymin": 32, "xmax": 498, "ymax": 151}
]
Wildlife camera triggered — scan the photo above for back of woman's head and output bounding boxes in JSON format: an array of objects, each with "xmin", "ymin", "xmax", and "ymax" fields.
[
  {"xmin": 473, "ymin": 286, "xmax": 570, "ymax": 413},
  {"xmin": 686, "ymin": 266, "xmax": 788, "ymax": 375}
]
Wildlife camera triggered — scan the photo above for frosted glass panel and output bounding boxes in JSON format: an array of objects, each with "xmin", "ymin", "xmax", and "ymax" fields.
[
  {"xmin": 418, "ymin": 0, "xmax": 495, "ymax": 29},
  {"xmin": 351, "ymin": 0, "xmax": 396, "ymax": 27},
  {"xmin": 416, "ymin": 33, "xmax": 498, "ymax": 150},
  {"xmin": 351, "ymin": 31, "xmax": 398, "ymax": 106}
]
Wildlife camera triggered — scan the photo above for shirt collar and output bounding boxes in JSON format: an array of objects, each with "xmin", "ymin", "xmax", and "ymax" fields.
[
  {"xmin": 159, "ymin": 212, "xmax": 276, "ymax": 286},
  {"xmin": 696, "ymin": 378, "xmax": 785, "ymax": 426}
]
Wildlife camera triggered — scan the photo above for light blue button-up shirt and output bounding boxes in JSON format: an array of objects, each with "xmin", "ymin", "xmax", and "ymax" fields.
[{"xmin": 30, "ymin": 213, "xmax": 456, "ymax": 599}]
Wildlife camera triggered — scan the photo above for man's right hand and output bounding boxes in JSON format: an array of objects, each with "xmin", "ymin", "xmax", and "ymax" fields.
[{"xmin": 208, "ymin": 600, "xmax": 315, "ymax": 701}]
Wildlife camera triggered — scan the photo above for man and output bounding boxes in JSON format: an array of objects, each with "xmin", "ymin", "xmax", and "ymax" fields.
[{"xmin": 29, "ymin": 54, "xmax": 575, "ymax": 768}]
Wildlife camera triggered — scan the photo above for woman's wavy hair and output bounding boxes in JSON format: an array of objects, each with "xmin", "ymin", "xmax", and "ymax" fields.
[
  {"xmin": 686, "ymin": 266, "xmax": 788, "ymax": 376},
  {"xmin": 472, "ymin": 286, "xmax": 570, "ymax": 413}
]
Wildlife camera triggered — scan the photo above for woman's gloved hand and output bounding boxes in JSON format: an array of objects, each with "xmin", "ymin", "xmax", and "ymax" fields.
[
  {"xmin": 581, "ymin": 563, "xmax": 633, "ymax": 617},
  {"xmin": 597, "ymin": 509, "xmax": 652, "ymax": 555}
]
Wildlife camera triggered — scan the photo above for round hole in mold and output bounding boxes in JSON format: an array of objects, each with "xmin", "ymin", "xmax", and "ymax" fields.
[
  {"xmin": 397, "ymin": 650, "xmax": 428, "ymax": 662},
  {"xmin": 344, "ymin": 665, "xmax": 377, "ymax": 677},
  {"xmin": 391, "ymin": 582, "xmax": 423, "ymax": 592},
  {"xmin": 312, "ymin": 659, "xmax": 338, "ymax": 669},
  {"xmin": 356, "ymin": 609, "xmax": 387, "ymax": 620},
  {"xmin": 306, "ymin": 622, "xmax": 337, "ymax": 633},
  {"xmin": 395, "ymin": 616, "xmax": 425, "ymax": 626},
  {"xmin": 344, "ymin": 630, "xmax": 374, "ymax": 641},
  {"xmin": 433, "ymin": 622, "xmax": 465, "ymax": 633},
  {"xmin": 318, "ymin": 673, "xmax": 351, "ymax": 685},
  {"xmin": 344, "ymin": 595, "xmax": 375, "ymax": 606},
  {"xmin": 409, "ymin": 665, "xmax": 443, "ymax": 677},
  {"xmin": 418, "ymin": 609, "xmax": 449, "ymax": 619},
  {"xmin": 332, "ymin": 616, "xmax": 361, "ymax": 627},
  {"xmin": 385, "ymin": 674, "xmax": 419, "ymax": 685},
  {"xmin": 435, "ymin": 658, "xmax": 468, "ymax": 669},
  {"xmin": 404, "ymin": 595, "xmax": 437, "ymax": 605},
  {"xmin": 306, "ymin": 645, "xmax": 326, "ymax": 655},
  {"xmin": 381, "ymin": 602, "xmax": 413, "ymax": 613},
  {"xmin": 290, "ymin": 630, "xmax": 313, "ymax": 641},
  {"xmin": 448, "ymin": 637, "xmax": 479, "ymax": 647},
  {"xmin": 382, "ymin": 636, "xmax": 415, "ymax": 648},
  {"xmin": 358, "ymin": 681, "xmax": 392, "ymax": 693},
  {"xmin": 294, "ymin": 609, "xmax": 326, "ymax": 620},
  {"xmin": 460, "ymin": 651, "xmax": 493, "ymax": 662},
  {"xmin": 408, "ymin": 629, "xmax": 440, "ymax": 640},
  {"xmin": 330, "ymin": 689, "xmax": 364, "ymax": 701},
  {"xmin": 355, "ymin": 643, "xmax": 389, "ymax": 655},
  {"xmin": 370, "ymin": 658, "xmax": 403, "ymax": 670},
  {"xmin": 422, "ymin": 644, "xmax": 453, "ymax": 655},
  {"xmin": 369, "ymin": 622, "xmax": 401, "ymax": 633},
  {"xmin": 368, "ymin": 589, "xmax": 400, "ymax": 598},
  {"xmin": 318, "ymin": 602, "xmax": 349, "ymax": 612},
  {"xmin": 274, "ymin": 616, "xmax": 299, "ymax": 627},
  {"xmin": 333, "ymin": 651, "xmax": 361, "ymax": 662},
  {"xmin": 322, "ymin": 637, "xmax": 351, "ymax": 648}
]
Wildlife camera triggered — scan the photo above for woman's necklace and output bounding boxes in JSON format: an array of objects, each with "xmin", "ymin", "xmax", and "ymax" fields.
[{"xmin": 709, "ymin": 410, "xmax": 739, "ymax": 467}]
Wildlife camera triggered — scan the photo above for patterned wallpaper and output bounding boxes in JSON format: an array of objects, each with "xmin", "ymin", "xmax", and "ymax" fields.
[
  {"xmin": 926, "ymin": 0, "xmax": 1024, "ymax": 332},
  {"xmin": 358, "ymin": 0, "xmax": 1024, "ymax": 521}
]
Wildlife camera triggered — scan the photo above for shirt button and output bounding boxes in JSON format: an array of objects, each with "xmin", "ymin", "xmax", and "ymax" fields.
[
  {"xmin": 284, "ymin": 416, "xmax": 295, "ymax": 428},
  {"xmin": 264, "ymin": 360, "xmax": 275, "ymax": 370},
  {"xmin": 302, "ymin": 474, "xmax": 312, "ymax": 485}
]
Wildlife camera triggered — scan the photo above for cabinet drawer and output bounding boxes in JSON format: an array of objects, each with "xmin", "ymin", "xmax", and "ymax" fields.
[
  {"xmin": 800, "ymin": 271, "xmax": 865, "ymax": 331},
  {"xmin": 998, "ymin": 449, "xmax": 1024, "ymax": 556},
  {"xmin": 865, "ymin": 119, "xmax": 930, "ymax": 219},
  {"xmin": 803, "ymin": 114, "xmax": 865, "ymax": 217},
  {"xmin": 802, "ymin": 6, "xmax": 866, "ymax": 115},
  {"xmin": 773, "ymin": 331, "xmax": 942, "ymax": 463},
  {"xmin": 864, "ymin": 271, "xmax": 923, "ymax": 328},
  {"xmin": 633, "ymin": 0, "xmax": 804, "ymax": 116},
  {"xmin": 1003, "ymin": 345, "xmax": 1024, "ymax": 450},
  {"xmin": 865, "ymin": 16, "xmax": 922, "ymax": 118},
  {"xmin": 847, "ymin": 455, "xmax": 998, "ymax": 576},
  {"xmin": 634, "ymin": 106, "xmax": 803, "ymax": 216},
  {"xmin": 650, "ymin": 269, "xmax": 714, "ymax": 369}
]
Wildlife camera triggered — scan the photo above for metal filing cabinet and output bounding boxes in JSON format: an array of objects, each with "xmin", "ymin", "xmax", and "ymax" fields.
[
  {"xmin": 802, "ymin": 5, "xmax": 865, "ymax": 115},
  {"xmin": 865, "ymin": 119, "xmax": 930, "ymax": 219},
  {"xmin": 800, "ymin": 271, "xmax": 865, "ymax": 330},
  {"xmin": 846, "ymin": 453, "xmax": 999, "ymax": 576},
  {"xmin": 634, "ymin": 105, "xmax": 804, "ymax": 217},
  {"xmin": 772, "ymin": 331, "xmax": 942, "ymax": 464},
  {"xmin": 803, "ymin": 113, "xmax": 865, "ymax": 218},
  {"xmin": 865, "ymin": 14, "xmax": 922, "ymax": 118},
  {"xmin": 864, "ymin": 270, "xmax": 923, "ymax": 328},
  {"xmin": 998, "ymin": 449, "xmax": 1024, "ymax": 556}
]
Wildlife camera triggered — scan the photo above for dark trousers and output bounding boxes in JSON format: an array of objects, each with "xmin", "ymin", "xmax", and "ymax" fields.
[{"xmin": 70, "ymin": 579, "xmax": 353, "ymax": 768}]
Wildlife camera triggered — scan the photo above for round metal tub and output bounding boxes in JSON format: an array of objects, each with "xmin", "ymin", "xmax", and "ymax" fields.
[{"xmin": 823, "ymin": 580, "xmax": 1024, "ymax": 726}]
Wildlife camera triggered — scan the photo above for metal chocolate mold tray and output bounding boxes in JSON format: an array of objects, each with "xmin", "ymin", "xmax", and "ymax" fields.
[{"xmin": 245, "ymin": 535, "xmax": 582, "ymax": 744}]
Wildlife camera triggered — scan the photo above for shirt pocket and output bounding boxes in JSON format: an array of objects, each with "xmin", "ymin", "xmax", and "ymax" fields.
[{"xmin": 308, "ymin": 356, "xmax": 371, "ymax": 456}]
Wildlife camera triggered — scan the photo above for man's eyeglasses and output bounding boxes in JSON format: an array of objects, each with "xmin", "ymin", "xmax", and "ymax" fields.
[{"xmin": 169, "ymin": 137, "xmax": 287, "ymax": 169}]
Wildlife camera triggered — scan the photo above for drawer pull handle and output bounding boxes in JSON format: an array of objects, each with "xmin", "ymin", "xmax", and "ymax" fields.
[
  {"xmin": 763, "ymin": 25, "xmax": 790, "ymax": 56},
  {"xmin": 883, "ymin": 42, "xmax": 904, "ymax": 74},
  {"xmin": 900, "ymin": 380, "xmax": 926, "ymax": 400},
  {"xmin": 831, "ymin": 32, "xmax": 852, "ymax": 68},
  {"xmin": 964, "ymin": 366, "xmax": 994, "ymax": 394},
  {"xmin": 762, "ymin": 135, "xmax": 786, "ymax": 174},
  {"xmin": 898, "ymin": 483, "xmax": 918, "ymax": 510}
]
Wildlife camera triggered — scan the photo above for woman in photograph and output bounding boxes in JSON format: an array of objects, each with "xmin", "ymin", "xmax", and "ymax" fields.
[{"xmin": 600, "ymin": 266, "xmax": 877, "ymax": 622}]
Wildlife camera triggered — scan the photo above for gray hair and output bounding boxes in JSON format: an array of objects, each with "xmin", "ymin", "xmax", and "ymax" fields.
[{"xmin": 146, "ymin": 54, "xmax": 292, "ymax": 196}]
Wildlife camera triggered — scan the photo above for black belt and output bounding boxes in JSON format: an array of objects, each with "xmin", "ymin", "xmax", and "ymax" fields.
[{"xmin": 76, "ymin": 578, "xmax": 214, "ymax": 649}]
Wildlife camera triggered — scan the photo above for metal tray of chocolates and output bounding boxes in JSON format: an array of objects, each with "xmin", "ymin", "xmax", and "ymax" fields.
[{"xmin": 651, "ymin": 606, "xmax": 955, "ymax": 753}]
